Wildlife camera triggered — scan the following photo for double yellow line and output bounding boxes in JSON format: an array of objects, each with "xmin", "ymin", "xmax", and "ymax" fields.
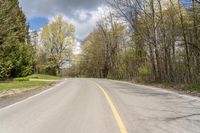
[{"xmin": 94, "ymin": 82, "xmax": 128, "ymax": 133}]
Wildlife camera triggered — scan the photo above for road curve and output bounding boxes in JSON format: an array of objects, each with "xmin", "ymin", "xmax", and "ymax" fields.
[{"xmin": 0, "ymin": 78, "xmax": 200, "ymax": 133}]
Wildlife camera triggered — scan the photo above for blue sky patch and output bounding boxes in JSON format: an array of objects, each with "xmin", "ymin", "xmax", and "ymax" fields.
[
  {"xmin": 181, "ymin": 0, "xmax": 192, "ymax": 8},
  {"xmin": 28, "ymin": 17, "xmax": 49, "ymax": 31}
]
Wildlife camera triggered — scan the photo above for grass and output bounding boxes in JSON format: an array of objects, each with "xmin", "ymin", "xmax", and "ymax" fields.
[
  {"xmin": 0, "ymin": 81, "xmax": 51, "ymax": 91},
  {"xmin": 184, "ymin": 84, "xmax": 200, "ymax": 92},
  {"xmin": 14, "ymin": 77, "xmax": 29, "ymax": 81},
  {"xmin": 26, "ymin": 74, "xmax": 60, "ymax": 80},
  {"xmin": 0, "ymin": 74, "xmax": 60, "ymax": 91}
]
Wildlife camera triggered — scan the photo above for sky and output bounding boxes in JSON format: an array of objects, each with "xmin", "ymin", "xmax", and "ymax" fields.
[
  {"xmin": 19, "ymin": 0, "xmax": 191, "ymax": 41},
  {"xmin": 19, "ymin": 0, "xmax": 104, "ymax": 41}
]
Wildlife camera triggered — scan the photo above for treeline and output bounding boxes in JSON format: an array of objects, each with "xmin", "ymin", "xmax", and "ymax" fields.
[
  {"xmin": 0, "ymin": 0, "xmax": 34, "ymax": 79},
  {"xmin": 73, "ymin": 0, "xmax": 200, "ymax": 84}
]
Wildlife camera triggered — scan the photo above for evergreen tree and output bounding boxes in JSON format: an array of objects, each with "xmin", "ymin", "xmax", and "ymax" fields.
[{"xmin": 0, "ymin": 0, "xmax": 34, "ymax": 79}]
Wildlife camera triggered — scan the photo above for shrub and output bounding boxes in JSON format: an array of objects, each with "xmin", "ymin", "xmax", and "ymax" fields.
[
  {"xmin": 27, "ymin": 75, "xmax": 39, "ymax": 79},
  {"xmin": 14, "ymin": 77, "xmax": 29, "ymax": 81},
  {"xmin": 0, "ymin": 61, "xmax": 13, "ymax": 79},
  {"xmin": 138, "ymin": 66, "xmax": 150, "ymax": 76}
]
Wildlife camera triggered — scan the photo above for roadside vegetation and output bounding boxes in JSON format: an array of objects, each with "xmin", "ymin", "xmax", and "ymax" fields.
[
  {"xmin": 14, "ymin": 74, "xmax": 61, "ymax": 81},
  {"xmin": 0, "ymin": 0, "xmax": 65, "ymax": 94},
  {"xmin": 26, "ymin": 74, "xmax": 61, "ymax": 80},
  {"xmin": 0, "ymin": 0, "xmax": 199, "ymax": 95},
  {"xmin": 0, "ymin": 1, "xmax": 74, "ymax": 79},
  {"xmin": 0, "ymin": 74, "xmax": 60, "ymax": 91},
  {"xmin": 68, "ymin": 0, "xmax": 200, "ymax": 93},
  {"xmin": 0, "ymin": 81, "xmax": 51, "ymax": 91},
  {"xmin": 0, "ymin": 0, "xmax": 34, "ymax": 79}
]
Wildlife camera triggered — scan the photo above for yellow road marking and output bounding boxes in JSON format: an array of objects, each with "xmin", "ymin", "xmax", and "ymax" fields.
[{"xmin": 94, "ymin": 82, "xmax": 128, "ymax": 133}]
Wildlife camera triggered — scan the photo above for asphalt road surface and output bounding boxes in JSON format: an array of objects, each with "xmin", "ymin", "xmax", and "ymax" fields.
[{"xmin": 0, "ymin": 78, "xmax": 200, "ymax": 133}]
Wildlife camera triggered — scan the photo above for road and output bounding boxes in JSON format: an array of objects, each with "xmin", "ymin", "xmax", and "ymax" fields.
[{"xmin": 0, "ymin": 78, "xmax": 200, "ymax": 133}]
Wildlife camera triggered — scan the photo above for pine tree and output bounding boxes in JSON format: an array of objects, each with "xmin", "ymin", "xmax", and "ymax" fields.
[{"xmin": 0, "ymin": 0, "xmax": 34, "ymax": 79}]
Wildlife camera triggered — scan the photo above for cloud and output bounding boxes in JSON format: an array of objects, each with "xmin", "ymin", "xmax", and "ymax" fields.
[
  {"xmin": 19, "ymin": 0, "xmax": 102, "ymax": 18},
  {"xmin": 19, "ymin": 0, "xmax": 104, "ymax": 40},
  {"xmin": 47, "ymin": 9, "xmax": 99, "ymax": 40}
]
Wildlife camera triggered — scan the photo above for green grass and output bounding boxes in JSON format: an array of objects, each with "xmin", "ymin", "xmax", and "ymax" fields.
[
  {"xmin": 0, "ymin": 81, "xmax": 51, "ymax": 91},
  {"xmin": 0, "ymin": 74, "xmax": 59, "ymax": 91},
  {"xmin": 26, "ymin": 74, "xmax": 60, "ymax": 80},
  {"xmin": 185, "ymin": 84, "xmax": 200, "ymax": 92},
  {"xmin": 14, "ymin": 77, "xmax": 29, "ymax": 81}
]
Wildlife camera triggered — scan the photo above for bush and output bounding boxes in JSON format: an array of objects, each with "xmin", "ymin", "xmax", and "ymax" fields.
[
  {"xmin": 27, "ymin": 74, "xmax": 60, "ymax": 80},
  {"xmin": 138, "ymin": 66, "xmax": 150, "ymax": 76},
  {"xmin": 0, "ymin": 43, "xmax": 34, "ymax": 79},
  {"xmin": 14, "ymin": 77, "xmax": 29, "ymax": 81},
  {"xmin": 27, "ymin": 75, "xmax": 39, "ymax": 79},
  {"xmin": 0, "ymin": 61, "xmax": 13, "ymax": 79},
  {"xmin": 138, "ymin": 65, "xmax": 150, "ymax": 82},
  {"xmin": 10, "ymin": 43, "xmax": 34, "ymax": 77}
]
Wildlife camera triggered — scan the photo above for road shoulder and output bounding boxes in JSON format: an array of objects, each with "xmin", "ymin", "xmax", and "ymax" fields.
[{"xmin": 105, "ymin": 79, "xmax": 200, "ymax": 100}]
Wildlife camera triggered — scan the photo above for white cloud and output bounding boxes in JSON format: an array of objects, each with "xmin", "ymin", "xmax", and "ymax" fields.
[
  {"xmin": 46, "ymin": 9, "xmax": 99, "ymax": 40},
  {"xmin": 19, "ymin": 0, "xmax": 102, "ymax": 18},
  {"xmin": 19, "ymin": 0, "xmax": 104, "ymax": 40}
]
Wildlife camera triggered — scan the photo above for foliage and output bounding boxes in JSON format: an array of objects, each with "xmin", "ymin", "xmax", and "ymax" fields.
[
  {"xmin": 72, "ymin": 0, "xmax": 200, "ymax": 85},
  {"xmin": 138, "ymin": 66, "xmax": 150, "ymax": 77},
  {"xmin": 78, "ymin": 20, "xmax": 128, "ymax": 78},
  {"xmin": 0, "ymin": 61, "xmax": 13, "ymax": 79},
  {"xmin": 0, "ymin": 0, "xmax": 34, "ymax": 79},
  {"xmin": 38, "ymin": 16, "xmax": 75, "ymax": 75}
]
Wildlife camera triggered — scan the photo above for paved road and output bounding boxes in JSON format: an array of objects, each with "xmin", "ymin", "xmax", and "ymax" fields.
[{"xmin": 0, "ymin": 79, "xmax": 200, "ymax": 133}]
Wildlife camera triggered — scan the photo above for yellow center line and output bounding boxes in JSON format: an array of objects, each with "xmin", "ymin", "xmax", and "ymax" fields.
[{"xmin": 93, "ymin": 81, "xmax": 128, "ymax": 133}]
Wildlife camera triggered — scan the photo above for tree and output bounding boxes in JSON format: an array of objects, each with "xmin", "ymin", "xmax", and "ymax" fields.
[
  {"xmin": 0, "ymin": 0, "xmax": 34, "ymax": 79},
  {"xmin": 76, "ymin": 0, "xmax": 200, "ymax": 84},
  {"xmin": 39, "ymin": 16, "xmax": 75, "ymax": 75},
  {"xmin": 78, "ymin": 13, "xmax": 128, "ymax": 78},
  {"xmin": 69, "ymin": 0, "xmax": 200, "ymax": 84}
]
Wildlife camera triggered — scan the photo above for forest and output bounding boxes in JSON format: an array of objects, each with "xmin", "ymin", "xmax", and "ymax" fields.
[{"xmin": 70, "ymin": 0, "xmax": 200, "ymax": 85}]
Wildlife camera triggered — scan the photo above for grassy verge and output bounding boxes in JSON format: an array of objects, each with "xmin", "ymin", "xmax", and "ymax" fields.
[
  {"xmin": 0, "ymin": 74, "xmax": 60, "ymax": 91},
  {"xmin": 0, "ymin": 81, "xmax": 52, "ymax": 90},
  {"xmin": 0, "ymin": 81, "xmax": 52, "ymax": 91},
  {"xmin": 26, "ymin": 74, "xmax": 61, "ymax": 80},
  {"xmin": 183, "ymin": 84, "xmax": 200, "ymax": 92}
]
